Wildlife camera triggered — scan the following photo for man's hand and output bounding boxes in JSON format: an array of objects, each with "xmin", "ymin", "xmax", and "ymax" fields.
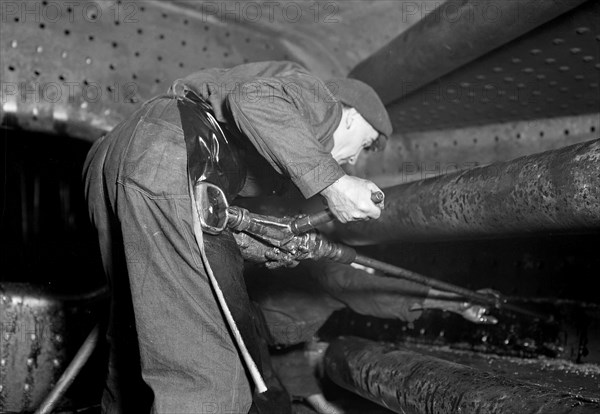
[
  {"xmin": 233, "ymin": 232, "xmax": 299, "ymax": 269},
  {"xmin": 320, "ymin": 175, "xmax": 383, "ymax": 223}
]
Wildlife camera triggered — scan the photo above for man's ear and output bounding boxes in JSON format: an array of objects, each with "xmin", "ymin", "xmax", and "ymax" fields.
[{"xmin": 344, "ymin": 107, "xmax": 358, "ymax": 129}]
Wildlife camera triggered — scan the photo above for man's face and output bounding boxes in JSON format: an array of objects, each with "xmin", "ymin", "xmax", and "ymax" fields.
[{"xmin": 332, "ymin": 109, "xmax": 379, "ymax": 165}]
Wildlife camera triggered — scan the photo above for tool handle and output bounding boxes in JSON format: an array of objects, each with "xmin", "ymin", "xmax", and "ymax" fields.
[
  {"xmin": 291, "ymin": 210, "xmax": 335, "ymax": 234},
  {"xmin": 291, "ymin": 191, "xmax": 385, "ymax": 234}
]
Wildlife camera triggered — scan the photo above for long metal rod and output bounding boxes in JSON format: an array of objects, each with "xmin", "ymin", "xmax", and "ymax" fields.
[
  {"xmin": 337, "ymin": 139, "xmax": 600, "ymax": 245},
  {"xmin": 35, "ymin": 324, "xmax": 100, "ymax": 414},
  {"xmin": 354, "ymin": 254, "xmax": 549, "ymax": 321},
  {"xmin": 324, "ymin": 337, "xmax": 600, "ymax": 414},
  {"xmin": 349, "ymin": 0, "xmax": 588, "ymax": 105}
]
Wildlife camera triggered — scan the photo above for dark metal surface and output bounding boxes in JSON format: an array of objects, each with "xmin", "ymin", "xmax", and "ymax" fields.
[
  {"xmin": 382, "ymin": 0, "xmax": 600, "ymax": 132},
  {"xmin": 337, "ymin": 138, "xmax": 600, "ymax": 245},
  {"xmin": 351, "ymin": 0, "xmax": 588, "ymax": 105},
  {"xmin": 324, "ymin": 336, "xmax": 600, "ymax": 414}
]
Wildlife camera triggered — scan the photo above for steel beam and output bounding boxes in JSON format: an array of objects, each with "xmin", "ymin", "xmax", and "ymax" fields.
[
  {"xmin": 349, "ymin": 0, "xmax": 588, "ymax": 105},
  {"xmin": 324, "ymin": 337, "xmax": 600, "ymax": 414},
  {"xmin": 337, "ymin": 139, "xmax": 600, "ymax": 245}
]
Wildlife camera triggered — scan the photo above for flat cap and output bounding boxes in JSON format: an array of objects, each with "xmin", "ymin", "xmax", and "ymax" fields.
[{"xmin": 326, "ymin": 77, "xmax": 393, "ymax": 148}]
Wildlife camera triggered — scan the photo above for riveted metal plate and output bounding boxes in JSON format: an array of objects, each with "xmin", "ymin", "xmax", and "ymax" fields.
[
  {"xmin": 0, "ymin": 0, "xmax": 298, "ymax": 139},
  {"xmin": 388, "ymin": 0, "xmax": 600, "ymax": 132},
  {"xmin": 351, "ymin": 113, "xmax": 599, "ymax": 187},
  {"xmin": 0, "ymin": 0, "xmax": 414, "ymax": 141}
]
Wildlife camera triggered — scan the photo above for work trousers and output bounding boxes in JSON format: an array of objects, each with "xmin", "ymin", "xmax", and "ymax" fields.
[{"xmin": 84, "ymin": 96, "xmax": 264, "ymax": 413}]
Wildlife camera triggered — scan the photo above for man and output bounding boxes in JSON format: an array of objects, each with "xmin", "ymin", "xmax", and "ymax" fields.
[{"xmin": 83, "ymin": 61, "xmax": 392, "ymax": 414}]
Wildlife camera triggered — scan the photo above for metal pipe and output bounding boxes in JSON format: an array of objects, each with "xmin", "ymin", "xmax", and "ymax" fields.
[
  {"xmin": 349, "ymin": 0, "xmax": 588, "ymax": 105},
  {"xmin": 324, "ymin": 337, "xmax": 600, "ymax": 414},
  {"xmin": 337, "ymin": 139, "xmax": 600, "ymax": 245}
]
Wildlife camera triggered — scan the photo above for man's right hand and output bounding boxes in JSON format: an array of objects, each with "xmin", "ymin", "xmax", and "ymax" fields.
[{"xmin": 320, "ymin": 175, "xmax": 383, "ymax": 223}]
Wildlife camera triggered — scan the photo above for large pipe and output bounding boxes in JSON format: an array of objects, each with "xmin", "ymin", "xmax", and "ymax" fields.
[
  {"xmin": 337, "ymin": 139, "xmax": 600, "ymax": 245},
  {"xmin": 349, "ymin": 0, "xmax": 588, "ymax": 105},
  {"xmin": 324, "ymin": 337, "xmax": 600, "ymax": 414}
]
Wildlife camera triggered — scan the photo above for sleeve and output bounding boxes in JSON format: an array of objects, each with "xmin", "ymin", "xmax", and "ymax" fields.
[{"xmin": 226, "ymin": 80, "xmax": 345, "ymax": 198}]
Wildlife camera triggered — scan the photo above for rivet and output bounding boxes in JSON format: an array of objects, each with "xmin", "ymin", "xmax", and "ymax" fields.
[
  {"xmin": 559, "ymin": 66, "xmax": 570, "ymax": 72},
  {"xmin": 366, "ymin": 321, "xmax": 372, "ymax": 328},
  {"xmin": 530, "ymin": 49, "xmax": 541, "ymax": 55},
  {"xmin": 511, "ymin": 58, "xmax": 522, "ymax": 64},
  {"xmin": 30, "ymin": 334, "xmax": 36, "ymax": 341},
  {"xmin": 545, "ymin": 58, "xmax": 556, "ymax": 64},
  {"xmin": 27, "ymin": 358, "xmax": 34, "ymax": 366},
  {"xmin": 3, "ymin": 333, "xmax": 9, "ymax": 340},
  {"xmin": 53, "ymin": 358, "xmax": 60, "ymax": 367},
  {"xmin": 55, "ymin": 334, "xmax": 62, "ymax": 343},
  {"xmin": 0, "ymin": 385, "xmax": 3, "ymax": 392},
  {"xmin": 85, "ymin": 57, "xmax": 92, "ymax": 64},
  {"xmin": 61, "ymin": 51, "xmax": 68, "ymax": 58},
  {"xmin": 24, "ymin": 383, "xmax": 30, "ymax": 391},
  {"xmin": 1, "ymin": 295, "xmax": 7, "ymax": 302},
  {"xmin": 493, "ymin": 66, "xmax": 503, "ymax": 73},
  {"xmin": 504, "ymin": 76, "xmax": 514, "ymax": 82},
  {"xmin": 104, "ymin": 109, "xmax": 111, "ymax": 116},
  {"xmin": 523, "ymin": 67, "xmax": 534, "ymax": 73},
  {"xmin": 552, "ymin": 38, "xmax": 564, "ymax": 45},
  {"xmin": 570, "ymin": 48, "xmax": 582, "ymax": 54},
  {"xmin": 575, "ymin": 27, "xmax": 590, "ymax": 35},
  {"xmin": 575, "ymin": 75, "xmax": 584, "ymax": 81},
  {"xmin": 460, "ymin": 82, "xmax": 470, "ymax": 88},
  {"xmin": 583, "ymin": 56, "xmax": 594, "ymax": 62},
  {"xmin": 36, "ymin": 46, "xmax": 43, "ymax": 53},
  {"xmin": 419, "ymin": 328, "xmax": 426, "ymax": 335},
  {"xmin": 11, "ymin": 40, "xmax": 17, "ymax": 48},
  {"xmin": 536, "ymin": 74, "xmax": 546, "ymax": 80},
  {"xmin": 383, "ymin": 324, "xmax": 389, "ymax": 330},
  {"xmin": 0, "ymin": 359, "xmax": 6, "ymax": 366}
]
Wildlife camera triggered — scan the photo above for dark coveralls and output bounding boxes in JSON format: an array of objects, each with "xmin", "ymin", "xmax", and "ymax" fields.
[{"xmin": 83, "ymin": 61, "xmax": 345, "ymax": 413}]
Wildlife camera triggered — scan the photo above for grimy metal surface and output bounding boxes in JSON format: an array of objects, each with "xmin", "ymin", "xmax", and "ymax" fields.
[
  {"xmin": 324, "ymin": 337, "xmax": 600, "ymax": 414},
  {"xmin": 0, "ymin": 283, "xmax": 105, "ymax": 412},
  {"xmin": 0, "ymin": 284, "xmax": 67, "ymax": 412},
  {"xmin": 381, "ymin": 0, "xmax": 600, "ymax": 132},
  {"xmin": 350, "ymin": 0, "xmax": 588, "ymax": 106},
  {"xmin": 338, "ymin": 138, "xmax": 600, "ymax": 245}
]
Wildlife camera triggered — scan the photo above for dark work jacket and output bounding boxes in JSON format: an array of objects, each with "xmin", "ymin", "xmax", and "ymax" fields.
[{"xmin": 170, "ymin": 61, "xmax": 344, "ymax": 199}]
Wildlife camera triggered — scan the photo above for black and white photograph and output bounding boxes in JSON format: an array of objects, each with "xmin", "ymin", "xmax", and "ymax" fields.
[{"xmin": 1, "ymin": 1, "xmax": 599, "ymax": 413}]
